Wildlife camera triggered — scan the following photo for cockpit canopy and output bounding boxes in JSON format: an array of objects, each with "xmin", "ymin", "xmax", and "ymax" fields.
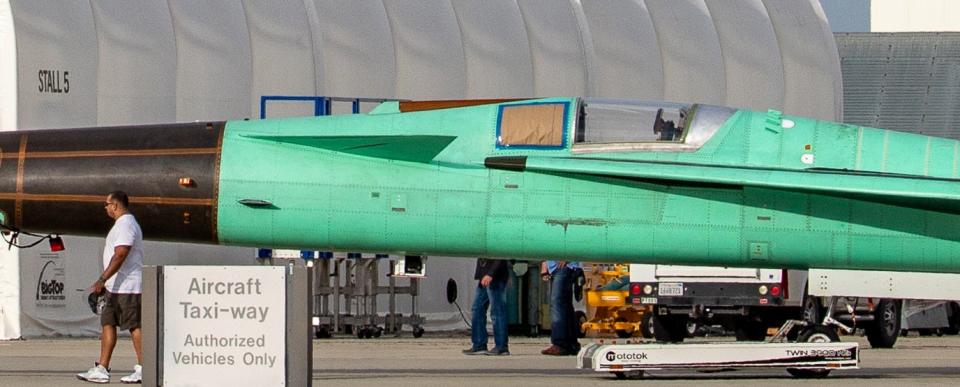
[
  {"xmin": 575, "ymin": 98, "xmax": 735, "ymax": 151},
  {"xmin": 578, "ymin": 99, "xmax": 689, "ymax": 143},
  {"xmin": 493, "ymin": 98, "xmax": 736, "ymax": 152}
]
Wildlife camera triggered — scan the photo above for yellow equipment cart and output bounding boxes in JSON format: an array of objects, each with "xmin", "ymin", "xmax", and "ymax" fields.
[{"xmin": 580, "ymin": 263, "xmax": 652, "ymax": 338}]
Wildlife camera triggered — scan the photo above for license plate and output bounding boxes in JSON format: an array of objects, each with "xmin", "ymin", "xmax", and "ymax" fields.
[
  {"xmin": 640, "ymin": 297, "xmax": 658, "ymax": 304},
  {"xmin": 659, "ymin": 283, "xmax": 684, "ymax": 296}
]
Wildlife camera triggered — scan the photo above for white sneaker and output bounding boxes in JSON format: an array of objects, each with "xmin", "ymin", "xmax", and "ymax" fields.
[
  {"xmin": 76, "ymin": 363, "xmax": 110, "ymax": 384},
  {"xmin": 120, "ymin": 364, "xmax": 142, "ymax": 384}
]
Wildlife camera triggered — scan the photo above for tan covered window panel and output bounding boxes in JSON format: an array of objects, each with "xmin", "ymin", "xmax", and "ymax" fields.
[{"xmin": 498, "ymin": 103, "xmax": 566, "ymax": 147}]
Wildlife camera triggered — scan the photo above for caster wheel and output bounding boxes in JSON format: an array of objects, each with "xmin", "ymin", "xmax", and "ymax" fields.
[{"xmin": 786, "ymin": 326, "xmax": 839, "ymax": 378}]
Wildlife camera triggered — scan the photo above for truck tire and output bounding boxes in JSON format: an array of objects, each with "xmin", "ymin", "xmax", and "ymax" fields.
[
  {"xmin": 865, "ymin": 299, "xmax": 901, "ymax": 348},
  {"xmin": 652, "ymin": 315, "xmax": 686, "ymax": 343},
  {"xmin": 640, "ymin": 313, "xmax": 654, "ymax": 339},
  {"xmin": 803, "ymin": 296, "xmax": 822, "ymax": 324}
]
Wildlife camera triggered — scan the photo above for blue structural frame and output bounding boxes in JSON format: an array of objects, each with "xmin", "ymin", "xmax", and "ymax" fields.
[{"xmin": 259, "ymin": 95, "xmax": 395, "ymax": 119}]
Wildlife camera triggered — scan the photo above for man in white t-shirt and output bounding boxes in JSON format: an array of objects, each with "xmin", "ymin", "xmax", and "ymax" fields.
[{"xmin": 77, "ymin": 191, "xmax": 145, "ymax": 384}]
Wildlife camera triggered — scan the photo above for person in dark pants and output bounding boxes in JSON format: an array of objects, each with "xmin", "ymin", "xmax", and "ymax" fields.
[
  {"xmin": 463, "ymin": 258, "xmax": 510, "ymax": 356},
  {"xmin": 540, "ymin": 260, "xmax": 581, "ymax": 356}
]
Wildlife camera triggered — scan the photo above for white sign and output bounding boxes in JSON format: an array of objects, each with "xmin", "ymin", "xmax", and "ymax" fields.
[
  {"xmin": 163, "ymin": 266, "xmax": 286, "ymax": 386},
  {"xmin": 35, "ymin": 253, "xmax": 67, "ymax": 308}
]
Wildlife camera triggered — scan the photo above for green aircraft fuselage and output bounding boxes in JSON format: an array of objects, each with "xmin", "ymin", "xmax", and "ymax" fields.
[
  {"xmin": 2, "ymin": 97, "xmax": 958, "ymax": 273},
  {"xmin": 217, "ymin": 97, "xmax": 960, "ymax": 273}
]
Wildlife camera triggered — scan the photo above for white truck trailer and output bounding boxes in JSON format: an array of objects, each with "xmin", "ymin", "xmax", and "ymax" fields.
[{"xmin": 626, "ymin": 264, "xmax": 911, "ymax": 348}]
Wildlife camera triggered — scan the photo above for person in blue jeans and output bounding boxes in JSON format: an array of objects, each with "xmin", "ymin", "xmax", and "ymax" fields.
[
  {"xmin": 463, "ymin": 258, "xmax": 510, "ymax": 356},
  {"xmin": 541, "ymin": 260, "xmax": 581, "ymax": 356}
]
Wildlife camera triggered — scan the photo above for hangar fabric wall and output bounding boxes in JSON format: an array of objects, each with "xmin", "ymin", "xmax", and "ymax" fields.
[
  {"xmin": 0, "ymin": 0, "xmax": 841, "ymax": 337},
  {"xmin": 838, "ymin": 32, "xmax": 960, "ymax": 139}
]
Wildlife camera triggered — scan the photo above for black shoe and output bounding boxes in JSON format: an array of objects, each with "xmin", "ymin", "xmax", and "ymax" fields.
[
  {"xmin": 462, "ymin": 347, "xmax": 487, "ymax": 355},
  {"xmin": 485, "ymin": 347, "xmax": 510, "ymax": 356}
]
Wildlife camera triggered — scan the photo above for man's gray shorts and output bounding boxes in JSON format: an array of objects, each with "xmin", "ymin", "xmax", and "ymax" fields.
[{"xmin": 101, "ymin": 292, "xmax": 141, "ymax": 330}]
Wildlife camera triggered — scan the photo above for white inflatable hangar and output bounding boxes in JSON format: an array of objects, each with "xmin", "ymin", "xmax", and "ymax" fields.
[{"xmin": 0, "ymin": 0, "xmax": 841, "ymax": 338}]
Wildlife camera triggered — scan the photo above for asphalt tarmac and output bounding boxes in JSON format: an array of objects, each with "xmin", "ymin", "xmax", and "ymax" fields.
[{"xmin": 2, "ymin": 333, "xmax": 959, "ymax": 386}]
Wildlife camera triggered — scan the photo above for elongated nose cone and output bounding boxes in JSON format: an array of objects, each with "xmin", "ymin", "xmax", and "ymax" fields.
[{"xmin": 0, "ymin": 122, "xmax": 225, "ymax": 243}]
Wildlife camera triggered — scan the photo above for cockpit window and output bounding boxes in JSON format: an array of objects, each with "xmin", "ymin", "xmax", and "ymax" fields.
[
  {"xmin": 497, "ymin": 102, "xmax": 569, "ymax": 149},
  {"xmin": 576, "ymin": 99, "xmax": 690, "ymax": 143},
  {"xmin": 574, "ymin": 98, "xmax": 735, "ymax": 152}
]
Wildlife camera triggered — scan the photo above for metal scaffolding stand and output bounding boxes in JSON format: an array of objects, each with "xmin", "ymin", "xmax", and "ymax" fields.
[{"xmin": 312, "ymin": 253, "xmax": 425, "ymax": 339}]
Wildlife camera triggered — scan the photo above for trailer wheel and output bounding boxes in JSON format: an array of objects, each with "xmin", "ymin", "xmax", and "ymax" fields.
[
  {"xmin": 412, "ymin": 326, "xmax": 425, "ymax": 338},
  {"xmin": 865, "ymin": 299, "xmax": 900, "ymax": 348},
  {"xmin": 796, "ymin": 325, "xmax": 840, "ymax": 342},
  {"xmin": 786, "ymin": 326, "xmax": 839, "ymax": 378}
]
